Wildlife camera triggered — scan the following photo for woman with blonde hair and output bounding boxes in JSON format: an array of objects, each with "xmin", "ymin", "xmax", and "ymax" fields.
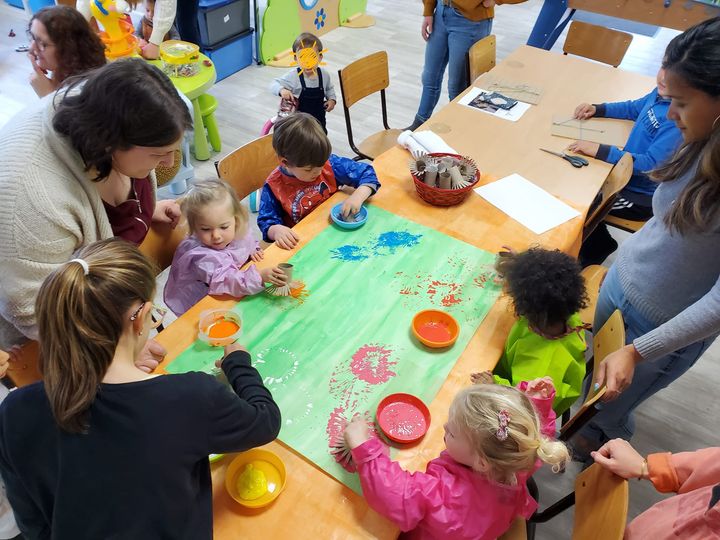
[
  {"xmin": 0, "ymin": 238, "xmax": 281, "ymax": 539},
  {"xmin": 343, "ymin": 377, "xmax": 569, "ymax": 539}
]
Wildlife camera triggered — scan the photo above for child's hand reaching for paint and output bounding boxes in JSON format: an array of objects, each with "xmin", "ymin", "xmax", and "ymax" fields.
[
  {"xmin": 470, "ymin": 371, "xmax": 494, "ymax": 385},
  {"xmin": 269, "ymin": 224, "xmax": 300, "ymax": 250},
  {"xmin": 260, "ymin": 266, "xmax": 288, "ymax": 286},
  {"xmin": 524, "ymin": 377, "xmax": 555, "ymax": 399},
  {"xmin": 215, "ymin": 343, "xmax": 249, "ymax": 368},
  {"xmin": 344, "ymin": 414, "xmax": 372, "ymax": 450},
  {"xmin": 341, "ymin": 185, "xmax": 374, "ymax": 219},
  {"xmin": 250, "ymin": 247, "xmax": 264, "ymax": 262}
]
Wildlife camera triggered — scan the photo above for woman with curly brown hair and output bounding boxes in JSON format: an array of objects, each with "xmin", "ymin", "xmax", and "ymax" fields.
[{"xmin": 26, "ymin": 5, "xmax": 106, "ymax": 97}]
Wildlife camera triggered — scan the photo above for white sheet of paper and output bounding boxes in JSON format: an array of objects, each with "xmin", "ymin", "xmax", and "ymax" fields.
[
  {"xmin": 458, "ymin": 87, "xmax": 532, "ymax": 122},
  {"xmin": 474, "ymin": 174, "xmax": 581, "ymax": 235}
]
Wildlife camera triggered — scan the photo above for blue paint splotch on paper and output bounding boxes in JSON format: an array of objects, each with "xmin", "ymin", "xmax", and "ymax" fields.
[
  {"xmin": 329, "ymin": 244, "xmax": 369, "ymax": 262},
  {"xmin": 330, "ymin": 230, "xmax": 423, "ymax": 262},
  {"xmin": 372, "ymin": 231, "xmax": 422, "ymax": 255}
]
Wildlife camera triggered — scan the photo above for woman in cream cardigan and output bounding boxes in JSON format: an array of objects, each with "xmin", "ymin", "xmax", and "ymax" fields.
[{"xmin": 0, "ymin": 59, "xmax": 191, "ymax": 369}]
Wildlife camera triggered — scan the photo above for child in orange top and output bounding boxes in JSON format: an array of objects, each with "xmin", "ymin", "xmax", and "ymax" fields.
[{"xmin": 256, "ymin": 113, "xmax": 381, "ymax": 250}]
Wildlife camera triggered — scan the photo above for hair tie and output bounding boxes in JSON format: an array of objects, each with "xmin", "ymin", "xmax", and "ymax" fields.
[
  {"xmin": 496, "ymin": 409, "xmax": 510, "ymax": 441},
  {"xmin": 69, "ymin": 258, "xmax": 90, "ymax": 275}
]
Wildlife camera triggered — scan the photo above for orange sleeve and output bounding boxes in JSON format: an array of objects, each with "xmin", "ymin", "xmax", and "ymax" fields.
[
  {"xmin": 423, "ymin": 0, "xmax": 436, "ymax": 16},
  {"xmin": 647, "ymin": 452, "xmax": 680, "ymax": 493},
  {"xmin": 649, "ymin": 448, "xmax": 720, "ymax": 494}
]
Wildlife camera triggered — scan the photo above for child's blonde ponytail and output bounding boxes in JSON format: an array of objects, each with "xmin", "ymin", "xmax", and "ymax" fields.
[{"xmin": 537, "ymin": 437, "xmax": 570, "ymax": 473}]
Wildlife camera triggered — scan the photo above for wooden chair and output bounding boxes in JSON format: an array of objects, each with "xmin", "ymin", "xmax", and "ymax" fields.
[
  {"xmin": 503, "ymin": 464, "xmax": 628, "ymax": 540},
  {"xmin": 467, "ymin": 35, "xmax": 496, "ymax": 84},
  {"xmin": 338, "ymin": 51, "xmax": 402, "ymax": 161},
  {"xmin": 578, "ymin": 265, "xmax": 608, "ymax": 327},
  {"xmin": 604, "ymin": 214, "xmax": 647, "ymax": 234},
  {"xmin": 582, "ymin": 153, "xmax": 633, "ymax": 241},
  {"xmin": 560, "ymin": 309, "xmax": 625, "ymax": 441},
  {"xmin": 563, "ymin": 21, "xmax": 633, "ymax": 68},
  {"xmin": 521, "ymin": 310, "xmax": 625, "ymax": 538},
  {"xmin": 216, "ymin": 134, "xmax": 277, "ymax": 201}
]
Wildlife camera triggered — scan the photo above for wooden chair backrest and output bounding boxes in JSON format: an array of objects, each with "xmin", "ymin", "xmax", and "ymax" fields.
[
  {"xmin": 339, "ymin": 51, "xmax": 390, "ymax": 109},
  {"xmin": 216, "ymin": 134, "xmax": 277, "ymax": 201},
  {"xmin": 560, "ymin": 309, "xmax": 624, "ymax": 439},
  {"xmin": 4, "ymin": 340, "xmax": 42, "ymax": 388},
  {"xmin": 498, "ymin": 517, "xmax": 528, "ymax": 540},
  {"xmin": 572, "ymin": 463, "xmax": 628, "ymax": 540},
  {"xmin": 563, "ymin": 21, "xmax": 633, "ymax": 68},
  {"xmin": 139, "ymin": 220, "xmax": 189, "ymax": 274},
  {"xmin": 583, "ymin": 153, "xmax": 633, "ymax": 240},
  {"xmin": 468, "ymin": 35, "xmax": 496, "ymax": 83},
  {"xmin": 578, "ymin": 264, "xmax": 608, "ymax": 326}
]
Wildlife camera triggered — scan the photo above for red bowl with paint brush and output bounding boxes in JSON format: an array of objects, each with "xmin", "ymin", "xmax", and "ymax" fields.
[
  {"xmin": 377, "ymin": 393, "xmax": 431, "ymax": 444},
  {"xmin": 412, "ymin": 309, "xmax": 459, "ymax": 348}
]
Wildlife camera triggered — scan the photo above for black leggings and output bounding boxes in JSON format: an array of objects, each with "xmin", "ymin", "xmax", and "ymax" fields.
[{"xmin": 175, "ymin": 0, "xmax": 201, "ymax": 46}]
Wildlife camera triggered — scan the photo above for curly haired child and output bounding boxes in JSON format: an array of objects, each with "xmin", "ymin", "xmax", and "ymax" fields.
[
  {"xmin": 344, "ymin": 377, "xmax": 569, "ymax": 539},
  {"xmin": 475, "ymin": 247, "xmax": 589, "ymax": 416}
]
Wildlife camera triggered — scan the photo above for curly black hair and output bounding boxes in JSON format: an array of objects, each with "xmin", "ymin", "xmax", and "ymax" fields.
[{"xmin": 496, "ymin": 247, "xmax": 588, "ymax": 330}]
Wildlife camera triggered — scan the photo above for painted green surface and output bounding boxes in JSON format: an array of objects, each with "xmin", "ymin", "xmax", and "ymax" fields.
[
  {"xmin": 166, "ymin": 206, "xmax": 501, "ymax": 492},
  {"xmin": 338, "ymin": 0, "xmax": 366, "ymax": 24},
  {"xmin": 259, "ymin": 0, "xmax": 302, "ymax": 64}
]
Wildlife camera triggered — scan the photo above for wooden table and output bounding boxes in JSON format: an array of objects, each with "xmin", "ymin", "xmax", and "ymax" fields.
[
  {"xmin": 154, "ymin": 46, "xmax": 653, "ymax": 539},
  {"xmin": 569, "ymin": 0, "xmax": 720, "ymax": 32}
]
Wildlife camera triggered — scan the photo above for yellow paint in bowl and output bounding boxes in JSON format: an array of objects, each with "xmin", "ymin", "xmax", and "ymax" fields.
[{"xmin": 225, "ymin": 449, "xmax": 286, "ymax": 508}]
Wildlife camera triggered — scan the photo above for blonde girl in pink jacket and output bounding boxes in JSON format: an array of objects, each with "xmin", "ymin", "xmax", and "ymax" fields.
[{"xmin": 343, "ymin": 378, "xmax": 569, "ymax": 540}]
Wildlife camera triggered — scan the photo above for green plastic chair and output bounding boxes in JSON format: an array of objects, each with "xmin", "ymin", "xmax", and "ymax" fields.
[{"xmin": 198, "ymin": 93, "xmax": 221, "ymax": 152}]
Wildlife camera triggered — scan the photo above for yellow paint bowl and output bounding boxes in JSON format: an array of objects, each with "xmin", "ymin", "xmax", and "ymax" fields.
[
  {"xmin": 198, "ymin": 309, "xmax": 242, "ymax": 347},
  {"xmin": 225, "ymin": 449, "xmax": 286, "ymax": 508}
]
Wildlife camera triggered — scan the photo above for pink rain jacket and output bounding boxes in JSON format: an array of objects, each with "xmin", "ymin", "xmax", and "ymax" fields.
[
  {"xmin": 351, "ymin": 384, "xmax": 557, "ymax": 540},
  {"xmin": 626, "ymin": 448, "xmax": 720, "ymax": 539},
  {"xmin": 164, "ymin": 232, "xmax": 264, "ymax": 316}
]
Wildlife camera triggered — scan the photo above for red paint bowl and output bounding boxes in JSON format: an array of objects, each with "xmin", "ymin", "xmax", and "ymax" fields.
[
  {"xmin": 376, "ymin": 393, "xmax": 431, "ymax": 444},
  {"xmin": 412, "ymin": 310, "xmax": 459, "ymax": 348}
]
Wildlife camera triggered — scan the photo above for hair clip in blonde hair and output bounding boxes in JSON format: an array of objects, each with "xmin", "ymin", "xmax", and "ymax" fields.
[
  {"xmin": 69, "ymin": 258, "xmax": 90, "ymax": 275},
  {"xmin": 496, "ymin": 409, "xmax": 510, "ymax": 441}
]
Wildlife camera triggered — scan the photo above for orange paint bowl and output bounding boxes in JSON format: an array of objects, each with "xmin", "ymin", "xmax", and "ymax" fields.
[
  {"xmin": 376, "ymin": 393, "xmax": 431, "ymax": 444},
  {"xmin": 198, "ymin": 309, "xmax": 242, "ymax": 347},
  {"xmin": 411, "ymin": 309, "xmax": 460, "ymax": 348}
]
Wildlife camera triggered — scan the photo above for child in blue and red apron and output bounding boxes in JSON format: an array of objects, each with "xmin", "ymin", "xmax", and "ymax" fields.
[
  {"xmin": 269, "ymin": 32, "xmax": 337, "ymax": 133},
  {"xmin": 257, "ymin": 113, "xmax": 380, "ymax": 250}
]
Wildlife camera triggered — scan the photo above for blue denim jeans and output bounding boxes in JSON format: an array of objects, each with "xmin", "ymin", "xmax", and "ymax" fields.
[
  {"xmin": 578, "ymin": 265, "xmax": 715, "ymax": 447},
  {"xmin": 415, "ymin": 4, "xmax": 493, "ymax": 124}
]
